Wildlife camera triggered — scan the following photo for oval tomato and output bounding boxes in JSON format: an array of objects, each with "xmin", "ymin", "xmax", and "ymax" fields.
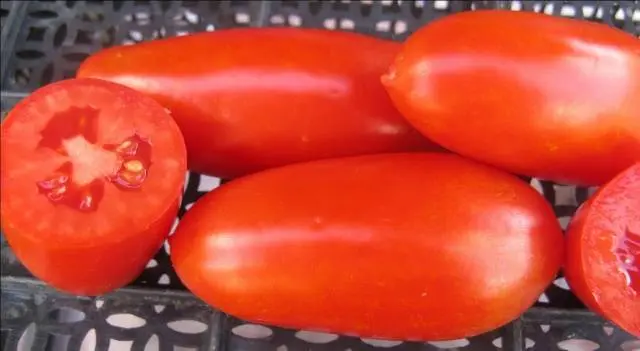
[
  {"xmin": 565, "ymin": 163, "xmax": 640, "ymax": 336},
  {"xmin": 0, "ymin": 78, "xmax": 187, "ymax": 296},
  {"xmin": 382, "ymin": 10, "xmax": 640, "ymax": 186},
  {"xmin": 76, "ymin": 28, "xmax": 437, "ymax": 179},
  {"xmin": 170, "ymin": 153, "xmax": 563, "ymax": 340}
]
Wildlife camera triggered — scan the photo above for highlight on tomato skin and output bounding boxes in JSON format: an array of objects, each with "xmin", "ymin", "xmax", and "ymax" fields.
[
  {"xmin": 565, "ymin": 163, "xmax": 640, "ymax": 337},
  {"xmin": 170, "ymin": 153, "xmax": 564, "ymax": 341},
  {"xmin": 382, "ymin": 9, "xmax": 640, "ymax": 186},
  {"xmin": 0, "ymin": 78, "xmax": 187, "ymax": 296}
]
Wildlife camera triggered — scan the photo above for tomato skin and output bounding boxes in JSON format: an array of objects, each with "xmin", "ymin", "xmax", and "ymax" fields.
[
  {"xmin": 76, "ymin": 28, "xmax": 437, "ymax": 179},
  {"xmin": 383, "ymin": 10, "xmax": 640, "ymax": 186},
  {"xmin": 1, "ymin": 78, "xmax": 187, "ymax": 296},
  {"xmin": 170, "ymin": 153, "xmax": 563, "ymax": 340},
  {"xmin": 565, "ymin": 163, "xmax": 640, "ymax": 337},
  {"xmin": 1, "ymin": 200, "xmax": 178, "ymax": 295}
]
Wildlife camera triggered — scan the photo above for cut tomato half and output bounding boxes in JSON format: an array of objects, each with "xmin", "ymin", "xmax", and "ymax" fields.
[
  {"xmin": 1, "ymin": 78, "xmax": 187, "ymax": 296},
  {"xmin": 565, "ymin": 163, "xmax": 640, "ymax": 336}
]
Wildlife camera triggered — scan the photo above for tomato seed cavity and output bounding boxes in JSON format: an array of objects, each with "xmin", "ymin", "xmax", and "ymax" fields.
[
  {"xmin": 616, "ymin": 228, "xmax": 640, "ymax": 295},
  {"xmin": 36, "ymin": 108, "xmax": 152, "ymax": 212}
]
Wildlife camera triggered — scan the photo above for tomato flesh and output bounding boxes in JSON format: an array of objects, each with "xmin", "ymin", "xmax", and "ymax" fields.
[
  {"xmin": 170, "ymin": 153, "xmax": 563, "ymax": 341},
  {"xmin": 1, "ymin": 78, "xmax": 187, "ymax": 295},
  {"xmin": 565, "ymin": 163, "xmax": 640, "ymax": 336}
]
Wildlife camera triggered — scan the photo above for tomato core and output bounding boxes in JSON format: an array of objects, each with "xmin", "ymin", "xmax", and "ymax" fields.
[
  {"xmin": 617, "ymin": 227, "xmax": 640, "ymax": 295},
  {"xmin": 35, "ymin": 106, "xmax": 153, "ymax": 212}
]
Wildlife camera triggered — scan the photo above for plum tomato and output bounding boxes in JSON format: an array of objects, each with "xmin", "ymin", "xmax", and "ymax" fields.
[
  {"xmin": 382, "ymin": 10, "xmax": 640, "ymax": 186},
  {"xmin": 170, "ymin": 153, "xmax": 563, "ymax": 341}
]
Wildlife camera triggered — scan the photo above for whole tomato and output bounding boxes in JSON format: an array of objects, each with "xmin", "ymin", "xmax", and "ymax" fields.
[
  {"xmin": 383, "ymin": 10, "xmax": 640, "ymax": 186},
  {"xmin": 565, "ymin": 163, "xmax": 640, "ymax": 337},
  {"xmin": 1, "ymin": 78, "xmax": 187, "ymax": 295},
  {"xmin": 170, "ymin": 153, "xmax": 563, "ymax": 341},
  {"xmin": 77, "ymin": 28, "xmax": 437, "ymax": 179}
]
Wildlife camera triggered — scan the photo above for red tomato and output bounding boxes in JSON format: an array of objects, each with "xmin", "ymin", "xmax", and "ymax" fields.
[
  {"xmin": 76, "ymin": 28, "xmax": 438, "ymax": 179},
  {"xmin": 0, "ymin": 78, "xmax": 187, "ymax": 296},
  {"xmin": 565, "ymin": 163, "xmax": 640, "ymax": 337},
  {"xmin": 170, "ymin": 153, "xmax": 563, "ymax": 340},
  {"xmin": 382, "ymin": 10, "xmax": 640, "ymax": 186}
]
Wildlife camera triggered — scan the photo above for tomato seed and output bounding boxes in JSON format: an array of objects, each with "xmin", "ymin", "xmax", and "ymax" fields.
[{"xmin": 616, "ymin": 228, "xmax": 640, "ymax": 295}]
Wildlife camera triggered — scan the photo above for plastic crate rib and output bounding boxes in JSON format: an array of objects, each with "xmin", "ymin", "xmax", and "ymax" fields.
[{"xmin": 1, "ymin": 1, "xmax": 639, "ymax": 351}]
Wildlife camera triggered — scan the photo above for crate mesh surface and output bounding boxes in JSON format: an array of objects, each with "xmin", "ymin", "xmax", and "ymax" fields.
[{"xmin": 1, "ymin": 1, "xmax": 639, "ymax": 351}]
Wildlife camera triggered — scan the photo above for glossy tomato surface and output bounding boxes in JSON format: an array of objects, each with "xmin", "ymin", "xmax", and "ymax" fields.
[
  {"xmin": 1, "ymin": 78, "xmax": 187, "ymax": 296},
  {"xmin": 76, "ymin": 28, "xmax": 436, "ymax": 179},
  {"xmin": 170, "ymin": 153, "xmax": 563, "ymax": 340},
  {"xmin": 383, "ymin": 10, "xmax": 640, "ymax": 186},
  {"xmin": 565, "ymin": 163, "xmax": 640, "ymax": 337}
]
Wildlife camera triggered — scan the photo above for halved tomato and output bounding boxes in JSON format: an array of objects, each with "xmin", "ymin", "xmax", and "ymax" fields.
[
  {"xmin": 1, "ymin": 78, "xmax": 187, "ymax": 296},
  {"xmin": 565, "ymin": 163, "xmax": 640, "ymax": 336}
]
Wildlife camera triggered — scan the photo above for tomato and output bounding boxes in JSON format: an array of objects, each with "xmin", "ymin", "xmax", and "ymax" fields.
[
  {"xmin": 565, "ymin": 163, "xmax": 640, "ymax": 337},
  {"xmin": 0, "ymin": 78, "xmax": 187, "ymax": 296},
  {"xmin": 75, "ymin": 28, "xmax": 438, "ymax": 179},
  {"xmin": 382, "ymin": 10, "xmax": 640, "ymax": 186},
  {"xmin": 170, "ymin": 153, "xmax": 563, "ymax": 340}
]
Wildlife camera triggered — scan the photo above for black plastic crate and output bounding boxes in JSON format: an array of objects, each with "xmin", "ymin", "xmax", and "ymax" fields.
[{"xmin": 1, "ymin": 1, "xmax": 639, "ymax": 351}]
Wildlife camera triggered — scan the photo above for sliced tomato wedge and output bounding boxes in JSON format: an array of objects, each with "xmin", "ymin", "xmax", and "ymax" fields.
[
  {"xmin": 565, "ymin": 163, "xmax": 640, "ymax": 336},
  {"xmin": 1, "ymin": 78, "xmax": 187, "ymax": 296}
]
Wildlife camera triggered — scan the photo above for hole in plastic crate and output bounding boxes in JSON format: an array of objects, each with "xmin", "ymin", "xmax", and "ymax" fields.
[
  {"xmin": 376, "ymin": 20, "xmax": 391, "ymax": 32},
  {"xmin": 271, "ymin": 14, "xmax": 285, "ymax": 24},
  {"xmin": 15, "ymin": 50, "xmax": 45, "ymax": 60},
  {"xmin": 235, "ymin": 12, "xmax": 250, "ymax": 24},
  {"xmin": 428, "ymin": 339, "xmax": 470, "ymax": 349},
  {"xmin": 106, "ymin": 313, "xmax": 147, "ymax": 329},
  {"xmin": 174, "ymin": 347, "xmax": 196, "ymax": 351},
  {"xmin": 294, "ymin": 331, "xmax": 339, "ymax": 344},
  {"xmin": 28, "ymin": 10, "xmax": 59, "ymax": 19},
  {"xmin": 557, "ymin": 339, "xmax": 600, "ymax": 351},
  {"xmin": 146, "ymin": 259, "xmax": 158, "ymax": 268},
  {"xmin": 541, "ymin": 324, "xmax": 551, "ymax": 333},
  {"xmin": 510, "ymin": 1, "xmax": 523, "ymax": 11},
  {"xmin": 53, "ymin": 23, "xmax": 68, "ymax": 48},
  {"xmin": 560, "ymin": 5, "xmax": 577, "ymax": 17},
  {"xmin": 167, "ymin": 320, "xmax": 208, "ymax": 334},
  {"xmin": 324, "ymin": 18, "xmax": 337, "ymax": 29},
  {"xmin": 340, "ymin": 18, "xmax": 355, "ymax": 30},
  {"xmin": 232, "ymin": 324, "xmax": 273, "ymax": 339},
  {"xmin": 26, "ymin": 27, "xmax": 47, "ymax": 42},
  {"xmin": 288, "ymin": 14, "xmax": 302, "ymax": 27},
  {"xmin": 17, "ymin": 323, "xmax": 36, "ymax": 351},
  {"xmin": 394, "ymin": 20, "xmax": 407, "ymax": 34},
  {"xmin": 602, "ymin": 326, "xmax": 614, "ymax": 336},
  {"xmin": 46, "ymin": 334, "xmax": 71, "ymax": 351},
  {"xmin": 48, "ymin": 307, "xmax": 86, "ymax": 323},
  {"xmin": 158, "ymin": 276, "xmax": 171, "ymax": 285},
  {"xmin": 492, "ymin": 337, "xmax": 502, "ymax": 348},
  {"xmin": 153, "ymin": 305, "xmax": 165, "ymax": 313},
  {"xmin": 197, "ymin": 175, "xmax": 221, "ymax": 192},
  {"xmin": 41, "ymin": 62, "xmax": 55, "ymax": 85},
  {"xmin": 108, "ymin": 339, "xmax": 133, "ymax": 351},
  {"xmin": 145, "ymin": 335, "xmax": 159, "ymax": 351},
  {"xmin": 80, "ymin": 329, "xmax": 97, "ymax": 351},
  {"xmin": 621, "ymin": 340, "xmax": 640, "ymax": 351},
  {"xmin": 95, "ymin": 299, "xmax": 104, "ymax": 309},
  {"xmin": 360, "ymin": 339, "xmax": 403, "ymax": 348},
  {"xmin": 433, "ymin": 0, "xmax": 448, "ymax": 10}
]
